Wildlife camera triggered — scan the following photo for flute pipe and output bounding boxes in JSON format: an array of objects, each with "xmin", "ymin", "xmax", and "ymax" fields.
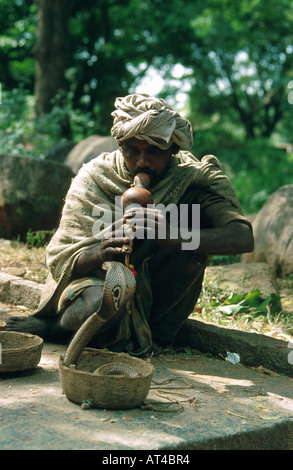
[
  {"xmin": 133, "ymin": 172, "xmax": 151, "ymax": 189},
  {"xmin": 122, "ymin": 172, "xmax": 154, "ymax": 213}
]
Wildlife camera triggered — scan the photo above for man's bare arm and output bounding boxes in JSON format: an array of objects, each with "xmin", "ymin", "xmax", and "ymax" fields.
[
  {"xmin": 74, "ymin": 219, "xmax": 253, "ymax": 277},
  {"xmin": 195, "ymin": 221, "xmax": 254, "ymax": 256}
]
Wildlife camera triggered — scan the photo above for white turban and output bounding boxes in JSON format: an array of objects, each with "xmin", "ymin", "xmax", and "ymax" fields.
[{"xmin": 111, "ymin": 93, "xmax": 193, "ymax": 150}]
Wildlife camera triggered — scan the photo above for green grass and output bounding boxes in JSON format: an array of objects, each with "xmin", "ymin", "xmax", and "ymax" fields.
[
  {"xmin": 192, "ymin": 276, "xmax": 293, "ymax": 342},
  {"xmin": 1, "ymin": 238, "xmax": 292, "ymax": 342}
]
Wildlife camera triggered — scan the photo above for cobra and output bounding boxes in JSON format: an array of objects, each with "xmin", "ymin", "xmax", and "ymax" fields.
[{"xmin": 63, "ymin": 173, "xmax": 153, "ymax": 367}]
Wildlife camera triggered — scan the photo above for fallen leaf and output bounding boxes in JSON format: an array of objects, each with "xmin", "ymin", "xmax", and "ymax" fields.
[
  {"xmin": 258, "ymin": 412, "xmax": 282, "ymax": 421},
  {"xmin": 255, "ymin": 366, "xmax": 280, "ymax": 377},
  {"xmin": 219, "ymin": 304, "xmax": 243, "ymax": 315},
  {"xmin": 193, "ymin": 306, "xmax": 202, "ymax": 313},
  {"xmin": 98, "ymin": 417, "xmax": 119, "ymax": 423},
  {"xmin": 184, "ymin": 348, "xmax": 192, "ymax": 355}
]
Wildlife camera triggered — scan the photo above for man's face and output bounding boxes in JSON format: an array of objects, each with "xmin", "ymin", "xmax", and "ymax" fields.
[{"xmin": 119, "ymin": 138, "xmax": 176, "ymax": 186}]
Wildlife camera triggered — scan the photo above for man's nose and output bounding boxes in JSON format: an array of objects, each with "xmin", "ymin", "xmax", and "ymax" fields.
[{"xmin": 137, "ymin": 152, "xmax": 150, "ymax": 168}]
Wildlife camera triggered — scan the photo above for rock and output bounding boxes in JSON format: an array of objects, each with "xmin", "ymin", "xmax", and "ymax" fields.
[
  {"xmin": 176, "ymin": 317, "xmax": 293, "ymax": 377},
  {"xmin": 64, "ymin": 135, "xmax": 118, "ymax": 173},
  {"xmin": 0, "ymin": 272, "xmax": 44, "ymax": 309},
  {"xmin": 205, "ymin": 262, "xmax": 278, "ymax": 297},
  {"xmin": 44, "ymin": 140, "xmax": 75, "ymax": 163},
  {"xmin": 242, "ymin": 185, "xmax": 293, "ymax": 277},
  {"xmin": 0, "ymin": 154, "xmax": 74, "ymax": 239},
  {"xmin": 2, "ymin": 267, "xmax": 26, "ymax": 277}
]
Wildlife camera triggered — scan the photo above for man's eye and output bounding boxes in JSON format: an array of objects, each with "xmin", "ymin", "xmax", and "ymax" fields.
[
  {"xmin": 149, "ymin": 146, "xmax": 160, "ymax": 155},
  {"xmin": 124, "ymin": 145, "xmax": 138, "ymax": 156}
]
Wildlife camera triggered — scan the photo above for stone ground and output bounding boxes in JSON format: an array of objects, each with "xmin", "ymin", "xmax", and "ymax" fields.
[
  {"xmin": 0, "ymin": 240, "xmax": 293, "ymax": 451},
  {"xmin": 1, "ymin": 302, "xmax": 293, "ymax": 450},
  {"xmin": 0, "ymin": 338, "xmax": 293, "ymax": 451}
]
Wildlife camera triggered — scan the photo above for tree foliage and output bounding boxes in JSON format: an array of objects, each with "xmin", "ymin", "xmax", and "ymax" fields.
[
  {"xmin": 0, "ymin": 0, "xmax": 36, "ymax": 91},
  {"xmin": 1, "ymin": 0, "xmax": 292, "ymax": 138},
  {"xmin": 185, "ymin": 0, "xmax": 293, "ymax": 140},
  {"xmin": 0, "ymin": 0, "xmax": 293, "ymax": 213}
]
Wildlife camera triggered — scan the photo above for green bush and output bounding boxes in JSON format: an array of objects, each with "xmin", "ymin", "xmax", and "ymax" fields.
[
  {"xmin": 0, "ymin": 88, "xmax": 94, "ymax": 158},
  {"xmin": 193, "ymin": 126, "xmax": 293, "ymax": 215},
  {"xmin": 1, "ymin": 88, "xmax": 292, "ymax": 217},
  {"xmin": 26, "ymin": 229, "xmax": 55, "ymax": 248},
  {"xmin": 222, "ymin": 140, "xmax": 293, "ymax": 214}
]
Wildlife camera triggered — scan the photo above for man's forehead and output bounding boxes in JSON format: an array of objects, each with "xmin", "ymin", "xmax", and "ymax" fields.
[
  {"xmin": 120, "ymin": 137, "xmax": 150, "ymax": 147},
  {"xmin": 120, "ymin": 137, "xmax": 174, "ymax": 151}
]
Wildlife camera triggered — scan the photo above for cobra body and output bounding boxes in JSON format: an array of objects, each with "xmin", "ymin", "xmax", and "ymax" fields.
[{"xmin": 63, "ymin": 173, "xmax": 152, "ymax": 368}]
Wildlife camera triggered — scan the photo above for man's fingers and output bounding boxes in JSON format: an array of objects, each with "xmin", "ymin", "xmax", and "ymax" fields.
[
  {"xmin": 124, "ymin": 207, "xmax": 164, "ymax": 223},
  {"xmin": 101, "ymin": 236, "xmax": 130, "ymax": 246}
]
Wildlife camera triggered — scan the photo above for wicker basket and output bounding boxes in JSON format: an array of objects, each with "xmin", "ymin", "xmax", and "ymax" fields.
[
  {"xmin": 59, "ymin": 348, "xmax": 154, "ymax": 409},
  {"xmin": 59, "ymin": 311, "xmax": 154, "ymax": 409},
  {"xmin": 0, "ymin": 331, "xmax": 43, "ymax": 372}
]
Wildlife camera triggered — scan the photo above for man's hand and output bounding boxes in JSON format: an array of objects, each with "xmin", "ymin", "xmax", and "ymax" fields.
[
  {"xmin": 123, "ymin": 206, "xmax": 181, "ymax": 250},
  {"xmin": 74, "ymin": 216, "xmax": 130, "ymax": 277},
  {"xmin": 74, "ymin": 209, "xmax": 253, "ymax": 278}
]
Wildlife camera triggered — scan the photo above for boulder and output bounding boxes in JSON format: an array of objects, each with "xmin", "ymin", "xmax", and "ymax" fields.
[
  {"xmin": 205, "ymin": 262, "xmax": 278, "ymax": 297},
  {"xmin": 0, "ymin": 154, "xmax": 74, "ymax": 239},
  {"xmin": 242, "ymin": 185, "xmax": 293, "ymax": 276},
  {"xmin": 0, "ymin": 272, "xmax": 44, "ymax": 309},
  {"xmin": 44, "ymin": 140, "xmax": 75, "ymax": 163},
  {"xmin": 64, "ymin": 135, "xmax": 118, "ymax": 174}
]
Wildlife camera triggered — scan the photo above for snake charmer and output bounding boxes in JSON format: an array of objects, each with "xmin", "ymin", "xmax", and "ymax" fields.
[{"xmin": 7, "ymin": 93, "xmax": 254, "ymax": 356}]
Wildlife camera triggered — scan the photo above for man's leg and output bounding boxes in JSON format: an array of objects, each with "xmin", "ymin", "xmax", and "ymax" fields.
[
  {"xmin": 6, "ymin": 314, "xmax": 69, "ymax": 341},
  {"xmin": 147, "ymin": 247, "xmax": 207, "ymax": 345},
  {"xmin": 6, "ymin": 262, "xmax": 136, "ymax": 343},
  {"xmin": 60, "ymin": 284, "xmax": 128, "ymax": 337},
  {"xmin": 60, "ymin": 285, "xmax": 104, "ymax": 331},
  {"xmin": 6, "ymin": 285, "xmax": 119, "ymax": 339}
]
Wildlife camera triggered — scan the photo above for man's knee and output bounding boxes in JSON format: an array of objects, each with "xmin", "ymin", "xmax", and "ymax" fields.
[
  {"xmin": 172, "ymin": 250, "xmax": 206, "ymax": 276},
  {"xmin": 60, "ymin": 297, "xmax": 84, "ymax": 331},
  {"xmin": 60, "ymin": 285, "xmax": 104, "ymax": 331},
  {"xmin": 81, "ymin": 285, "xmax": 104, "ymax": 310}
]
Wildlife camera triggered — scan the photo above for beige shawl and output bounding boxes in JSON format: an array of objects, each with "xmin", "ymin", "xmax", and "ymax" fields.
[{"xmin": 34, "ymin": 149, "xmax": 242, "ymax": 318}]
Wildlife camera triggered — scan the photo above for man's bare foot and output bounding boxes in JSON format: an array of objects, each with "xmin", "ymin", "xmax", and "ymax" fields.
[
  {"xmin": 5, "ymin": 315, "xmax": 70, "ymax": 341},
  {"xmin": 6, "ymin": 316, "xmax": 51, "ymax": 337}
]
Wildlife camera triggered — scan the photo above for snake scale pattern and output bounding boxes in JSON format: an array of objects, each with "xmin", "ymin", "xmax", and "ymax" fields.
[{"xmin": 63, "ymin": 261, "xmax": 136, "ymax": 367}]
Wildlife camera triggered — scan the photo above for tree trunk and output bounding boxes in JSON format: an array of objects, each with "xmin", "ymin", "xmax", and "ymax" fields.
[{"xmin": 34, "ymin": 0, "xmax": 72, "ymax": 138}]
